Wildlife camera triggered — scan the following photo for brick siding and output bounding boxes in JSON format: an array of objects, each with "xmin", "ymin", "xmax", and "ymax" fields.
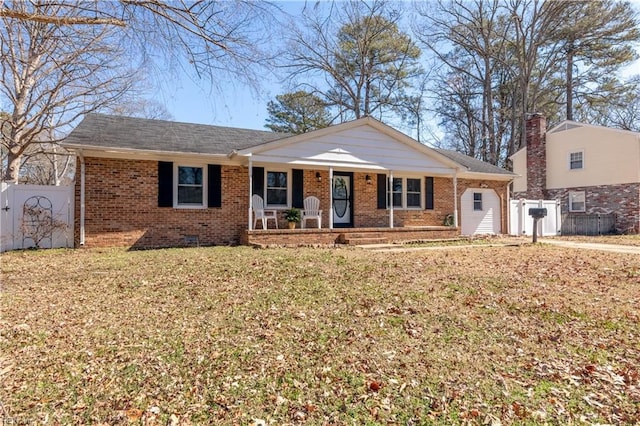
[
  {"xmin": 75, "ymin": 158, "xmax": 249, "ymax": 248},
  {"xmin": 75, "ymin": 157, "xmax": 511, "ymax": 248},
  {"xmin": 525, "ymin": 114, "xmax": 547, "ymax": 199},
  {"xmin": 546, "ymin": 183, "xmax": 640, "ymax": 234}
]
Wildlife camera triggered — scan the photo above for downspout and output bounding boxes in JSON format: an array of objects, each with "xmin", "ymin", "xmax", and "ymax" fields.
[
  {"xmin": 506, "ymin": 180, "xmax": 513, "ymax": 235},
  {"xmin": 389, "ymin": 171, "xmax": 394, "ymax": 228},
  {"xmin": 329, "ymin": 167, "xmax": 334, "ymax": 229},
  {"xmin": 453, "ymin": 172, "xmax": 459, "ymax": 227},
  {"xmin": 79, "ymin": 151, "xmax": 85, "ymax": 246},
  {"xmin": 248, "ymin": 157, "xmax": 253, "ymax": 231}
]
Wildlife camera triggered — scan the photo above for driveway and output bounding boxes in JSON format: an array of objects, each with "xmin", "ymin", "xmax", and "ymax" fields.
[
  {"xmin": 537, "ymin": 239, "xmax": 640, "ymax": 255},
  {"xmin": 362, "ymin": 237, "xmax": 640, "ymax": 255}
]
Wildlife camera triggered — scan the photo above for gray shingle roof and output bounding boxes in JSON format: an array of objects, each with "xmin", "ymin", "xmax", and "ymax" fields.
[
  {"xmin": 63, "ymin": 113, "xmax": 285, "ymax": 154},
  {"xmin": 64, "ymin": 114, "xmax": 514, "ymax": 177},
  {"xmin": 434, "ymin": 148, "xmax": 515, "ymax": 175}
]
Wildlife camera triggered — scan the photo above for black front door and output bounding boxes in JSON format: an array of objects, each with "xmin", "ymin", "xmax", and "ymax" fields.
[{"xmin": 332, "ymin": 172, "xmax": 353, "ymax": 227}]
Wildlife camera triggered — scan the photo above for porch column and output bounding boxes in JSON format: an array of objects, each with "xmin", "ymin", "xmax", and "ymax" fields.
[
  {"xmin": 329, "ymin": 167, "xmax": 334, "ymax": 229},
  {"xmin": 389, "ymin": 171, "xmax": 394, "ymax": 228},
  {"xmin": 248, "ymin": 158, "xmax": 253, "ymax": 230},
  {"xmin": 453, "ymin": 172, "xmax": 459, "ymax": 227},
  {"xmin": 79, "ymin": 151, "xmax": 85, "ymax": 246}
]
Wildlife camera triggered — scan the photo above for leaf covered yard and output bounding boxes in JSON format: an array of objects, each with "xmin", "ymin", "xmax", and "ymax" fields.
[{"xmin": 1, "ymin": 244, "xmax": 639, "ymax": 424}]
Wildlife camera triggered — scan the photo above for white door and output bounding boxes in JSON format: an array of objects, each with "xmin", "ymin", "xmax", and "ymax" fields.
[
  {"xmin": 461, "ymin": 188, "xmax": 501, "ymax": 235},
  {"xmin": 332, "ymin": 174, "xmax": 352, "ymax": 226}
]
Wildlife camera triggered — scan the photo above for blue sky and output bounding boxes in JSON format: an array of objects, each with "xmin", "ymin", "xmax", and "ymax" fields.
[
  {"xmin": 157, "ymin": 1, "xmax": 306, "ymax": 131},
  {"xmin": 159, "ymin": 76, "xmax": 272, "ymax": 130},
  {"xmin": 158, "ymin": 1, "xmax": 640, "ymax": 132}
]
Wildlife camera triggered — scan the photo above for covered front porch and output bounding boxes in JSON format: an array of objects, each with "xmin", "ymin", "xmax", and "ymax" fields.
[
  {"xmin": 237, "ymin": 118, "xmax": 465, "ymax": 238},
  {"xmin": 242, "ymin": 225, "xmax": 459, "ymax": 247}
]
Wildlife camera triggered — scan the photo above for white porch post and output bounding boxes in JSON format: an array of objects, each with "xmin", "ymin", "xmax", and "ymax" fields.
[
  {"xmin": 453, "ymin": 172, "xmax": 459, "ymax": 227},
  {"xmin": 248, "ymin": 158, "xmax": 253, "ymax": 230},
  {"xmin": 388, "ymin": 171, "xmax": 394, "ymax": 228},
  {"xmin": 79, "ymin": 151, "xmax": 85, "ymax": 246},
  {"xmin": 329, "ymin": 167, "xmax": 334, "ymax": 229}
]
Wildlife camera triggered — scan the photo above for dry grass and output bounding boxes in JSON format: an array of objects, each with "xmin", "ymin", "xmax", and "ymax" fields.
[{"xmin": 1, "ymin": 244, "xmax": 639, "ymax": 425}]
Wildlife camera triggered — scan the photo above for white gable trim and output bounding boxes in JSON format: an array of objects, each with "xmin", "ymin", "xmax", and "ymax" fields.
[
  {"xmin": 548, "ymin": 120, "xmax": 640, "ymax": 138},
  {"xmin": 237, "ymin": 117, "xmax": 464, "ymax": 174}
]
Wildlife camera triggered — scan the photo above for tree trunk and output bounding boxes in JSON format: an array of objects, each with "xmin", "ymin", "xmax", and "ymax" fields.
[
  {"xmin": 4, "ymin": 152, "xmax": 21, "ymax": 183},
  {"xmin": 566, "ymin": 43, "xmax": 574, "ymax": 121}
]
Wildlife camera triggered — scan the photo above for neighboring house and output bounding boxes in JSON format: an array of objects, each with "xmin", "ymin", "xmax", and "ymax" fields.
[
  {"xmin": 62, "ymin": 113, "xmax": 515, "ymax": 249},
  {"xmin": 511, "ymin": 114, "xmax": 640, "ymax": 234}
]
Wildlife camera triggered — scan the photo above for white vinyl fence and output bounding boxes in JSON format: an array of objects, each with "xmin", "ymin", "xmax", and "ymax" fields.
[
  {"xmin": 509, "ymin": 199, "xmax": 561, "ymax": 237},
  {"xmin": 0, "ymin": 183, "xmax": 74, "ymax": 252}
]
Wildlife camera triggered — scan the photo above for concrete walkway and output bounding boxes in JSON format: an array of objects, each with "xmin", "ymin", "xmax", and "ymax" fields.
[
  {"xmin": 537, "ymin": 239, "xmax": 640, "ymax": 255},
  {"xmin": 360, "ymin": 238, "xmax": 640, "ymax": 255}
]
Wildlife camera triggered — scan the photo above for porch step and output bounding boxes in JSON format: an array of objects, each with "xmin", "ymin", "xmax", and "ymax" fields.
[{"xmin": 338, "ymin": 233, "xmax": 388, "ymax": 246}]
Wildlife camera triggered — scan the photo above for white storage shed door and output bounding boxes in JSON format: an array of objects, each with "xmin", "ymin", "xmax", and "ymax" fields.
[{"xmin": 461, "ymin": 188, "xmax": 501, "ymax": 235}]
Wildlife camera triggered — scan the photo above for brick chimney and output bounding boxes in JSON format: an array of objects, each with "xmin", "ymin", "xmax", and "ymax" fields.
[{"xmin": 525, "ymin": 113, "xmax": 547, "ymax": 199}]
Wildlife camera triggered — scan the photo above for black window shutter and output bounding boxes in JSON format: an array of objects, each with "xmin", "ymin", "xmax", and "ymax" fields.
[
  {"xmin": 425, "ymin": 177, "xmax": 434, "ymax": 210},
  {"xmin": 158, "ymin": 161, "xmax": 173, "ymax": 207},
  {"xmin": 377, "ymin": 174, "xmax": 387, "ymax": 209},
  {"xmin": 208, "ymin": 164, "xmax": 222, "ymax": 208},
  {"xmin": 252, "ymin": 167, "xmax": 264, "ymax": 198},
  {"xmin": 292, "ymin": 169, "xmax": 304, "ymax": 208}
]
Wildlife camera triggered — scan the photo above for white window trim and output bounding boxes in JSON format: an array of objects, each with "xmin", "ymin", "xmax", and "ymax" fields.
[
  {"xmin": 388, "ymin": 176, "xmax": 423, "ymax": 210},
  {"xmin": 174, "ymin": 163, "xmax": 207, "ymax": 209},
  {"xmin": 265, "ymin": 168, "xmax": 291, "ymax": 208},
  {"xmin": 568, "ymin": 190, "xmax": 586, "ymax": 212},
  {"xmin": 568, "ymin": 150, "xmax": 584, "ymax": 171}
]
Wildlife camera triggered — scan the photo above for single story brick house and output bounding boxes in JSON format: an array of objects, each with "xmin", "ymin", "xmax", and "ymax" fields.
[{"xmin": 62, "ymin": 114, "xmax": 515, "ymax": 248}]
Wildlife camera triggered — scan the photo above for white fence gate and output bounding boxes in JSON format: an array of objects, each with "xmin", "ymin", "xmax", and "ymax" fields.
[
  {"xmin": 509, "ymin": 199, "xmax": 561, "ymax": 237},
  {"xmin": 0, "ymin": 183, "xmax": 74, "ymax": 252}
]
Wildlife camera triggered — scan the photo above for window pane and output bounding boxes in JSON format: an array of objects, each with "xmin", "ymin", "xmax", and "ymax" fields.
[
  {"xmin": 389, "ymin": 178, "xmax": 403, "ymax": 208},
  {"xmin": 266, "ymin": 171, "xmax": 288, "ymax": 205},
  {"xmin": 267, "ymin": 188, "xmax": 287, "ymax": 205},
  {"xmin": 267, "ymin": 171, "xmax": 287, "ymax": 188},
  {"xmin": 178, "ymin": 186, "xmax": 203, "ymax": 204},
  {"xmin": 406, "ymin": 178, "xmax": 421, "ymax": 193},
  {"xmin": 569, "ymin": 191, "xmax": 585, "ymax": 212},
  {"xmin": 406, "ymin": 178, "xmax": 421, "ymax": 208},
  {"xmin": 473, "ymin": 193, "xmax": 482, "ymax": 211},
  {"xmin": 178, "ymin": 166, "xmax": 202, "ymax": 185},
  {"xmin": 407, "ymin": 193, "xmax": 421, "ymax": 207},
  {"xmin": 392, "ymin": 193, "xmax": 402, "ymax": 207},
  {"xmin": 570, "ymin": 152, "xmax": 583, "ymax": 169}
]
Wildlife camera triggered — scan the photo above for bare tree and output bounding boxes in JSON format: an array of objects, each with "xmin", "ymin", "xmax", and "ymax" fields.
[
  {"xmin": 0, "ymin": 0, "xmax": 280, "ymax": 182},
  {"xmin": 282, "ymin": 0, "xmax": 421, "ymax": 123},
  {"xmin": 1, "ymin": 1, "xmax": 139, "ymax": 182},
  {"xmin": 106, "ymin": 98, "xmax": 174, "ymax": 121}
]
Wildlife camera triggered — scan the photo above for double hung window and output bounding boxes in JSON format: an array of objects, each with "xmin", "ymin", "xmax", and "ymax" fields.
[
  {"xmin": 569, "ymin": 191, "xmax": 585, "ymax": 212},
  {"xmin": 473, "ymin": 192, "xmax": 483, "ymax": 211},
  {"xmin": 266, "ymin": 171, "xmax": 288, "ymax": 206},
  {"xmin": 569, "ymin": 151, "xmax": 583, "ymax": 170},
  {"xmin": 388, "ymin": 177, "xmax": 422, "ymax": 209},
  {"xmin": 177, "ymin": 165, "xmax": 205, "ymax": 207}
]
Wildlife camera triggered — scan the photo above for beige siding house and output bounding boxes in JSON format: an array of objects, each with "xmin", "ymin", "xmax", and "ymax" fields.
[{"xmin": 512, "ymin": 115, "xmax": 640, "ymax": 234}]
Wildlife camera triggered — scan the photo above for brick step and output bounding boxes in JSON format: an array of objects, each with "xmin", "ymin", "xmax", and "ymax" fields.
[
  {"xmin": 342, "ymin": 232, "xmax": 385, "ymax": 239},
  {"xmin": 339, "ymin": 234, "xmax": 389, "ymax": 246}
]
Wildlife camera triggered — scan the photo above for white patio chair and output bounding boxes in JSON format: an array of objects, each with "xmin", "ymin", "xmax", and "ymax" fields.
[
  {"xmin": 301, "ymin": 196, "xmax": 322, "ymax": 229},
  {"xmin": 252, "ymin": 194, "xmax": 278, "ymax": 229}
]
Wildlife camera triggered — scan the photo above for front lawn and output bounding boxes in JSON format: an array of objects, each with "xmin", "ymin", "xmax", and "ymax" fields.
[{"xmin": 1, "ymin": 245, "xmax": 639, "ymax": 424}]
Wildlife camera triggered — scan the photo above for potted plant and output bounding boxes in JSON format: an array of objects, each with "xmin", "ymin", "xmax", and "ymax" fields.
[{"xmin": 283, "ymin": 208, "xmax": 301, "ymax": 229}]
